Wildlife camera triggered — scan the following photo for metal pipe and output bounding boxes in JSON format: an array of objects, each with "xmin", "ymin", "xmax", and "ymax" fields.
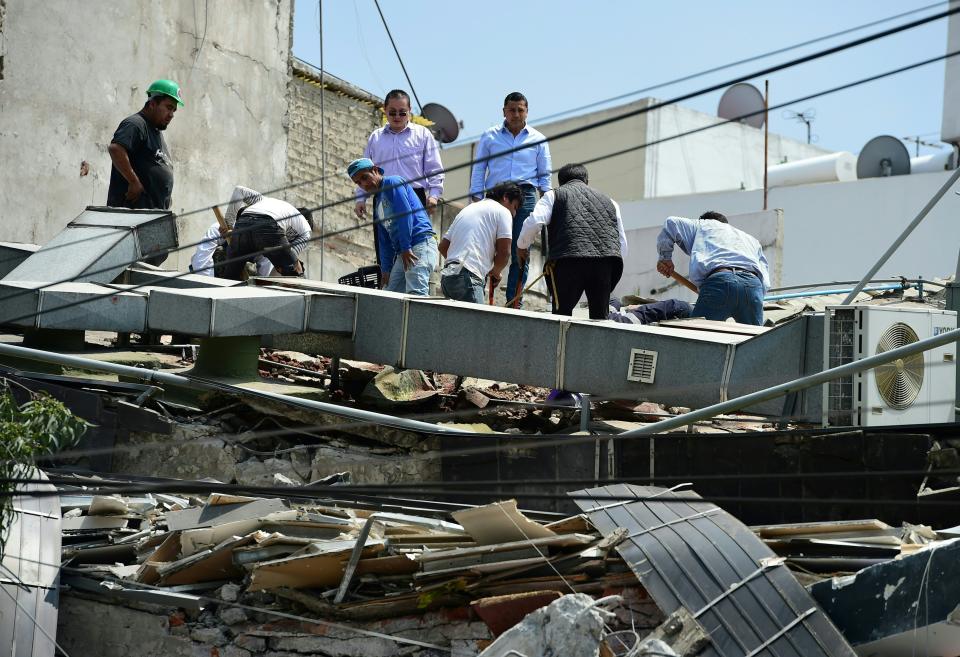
[
  {"xmin": 764, "ymin": 283, "xmax": 907, "ymax": 301},
  {"xmin": 0, "ymin": 342, "xmax": 465, "ymax": 435},
  {"xmin": 763, "ymin": 79, "xmax": 769, "ymax": 211},
  {"xmin": 842, "ymin": 167, "xmax": 960, "ymax": 304},
  {"xmin": 767, "ymin": 278, "xmax": 926, "ymax": 293},
  {"xmin": 617, "ymin": 326, "xmax": 960, "ymax": 438}
]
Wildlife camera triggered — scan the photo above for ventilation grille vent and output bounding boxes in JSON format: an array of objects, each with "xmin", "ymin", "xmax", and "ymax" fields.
[
  {"xmin": 875, "ymin": 322, "xmax": 924, "ymax": 409},
  {"xmin": 826, "ymin": 308, "xmax": 856, "ymax": 425},
  {"xmin": 627, "ymin": 349, "xmax": 658, "ymax": 383}
]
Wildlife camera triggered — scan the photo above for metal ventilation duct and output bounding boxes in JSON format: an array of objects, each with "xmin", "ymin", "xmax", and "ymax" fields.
[{"xmin": 3, "ymin": 207, "xmax": 178, "ymax": 284}]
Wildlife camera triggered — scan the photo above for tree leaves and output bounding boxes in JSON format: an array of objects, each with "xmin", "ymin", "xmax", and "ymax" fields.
[{"xmin": 0, "ymin": 384, "xmax": 89, "ymax": 558}]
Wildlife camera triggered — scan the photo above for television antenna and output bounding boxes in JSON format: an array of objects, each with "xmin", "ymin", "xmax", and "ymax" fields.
[
  {"xmin": 901, "ymin": 135, "xmax": 944, "ymax": 157},
  {"xmin": 782, "ymin": 108, "xmax": 817, "ymax": 144}
]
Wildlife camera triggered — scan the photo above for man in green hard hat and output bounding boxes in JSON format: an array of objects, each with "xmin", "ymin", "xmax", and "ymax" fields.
[{"xmin": 107, "ymin": 79, "xmax": 183, "ymax": 210}]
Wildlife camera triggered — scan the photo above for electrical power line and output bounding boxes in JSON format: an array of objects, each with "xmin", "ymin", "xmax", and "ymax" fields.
[
  {"xmin": 449, "ymin": 0, "xmax": 947, "ymax": 144},
  {"xmin": 372, "ymin": 0, "xmax": 423, "ymax": 112},
  {"xmin": 3, "ymin": 43, "xmax": 957, "ymax": 330},
  {"xmin": 3, "ymin": 4, "xmax": 953, "ymax": 271}
]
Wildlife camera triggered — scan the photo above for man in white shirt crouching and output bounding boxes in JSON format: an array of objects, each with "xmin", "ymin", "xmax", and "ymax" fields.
[{"xmin": 438, "ymin": 182, "xmax": 520, "ymax": 303}]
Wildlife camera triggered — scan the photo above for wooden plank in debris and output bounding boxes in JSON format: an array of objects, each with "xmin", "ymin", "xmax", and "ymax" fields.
[
  {"xmin": 134, "ymin": 532, "xmax": 181, "ymax": 584},
  {"xmin": 419, "ymin": 533, "xmax": 593, "ymax": 563},
  {"xmin": 452, "ymin": 500, "xmax": 556, "ymax": 545},
  {"xmin": 164, "ymin": 498, "xmax": 289, "ymax": 531},
  {"xmin": 159, "ymin": 534, "xmax": 255, "ymax": 586},
  {"xmin": 61, "ymin": 516, "xmax": 129, "ymax": 532},
  {"xmin": 750, "ymin": 519, "xmax": 891, "ymax": 538},
  {"xmin": 247, "ymin": 541, "xmax": 384, "ymax": 592}
]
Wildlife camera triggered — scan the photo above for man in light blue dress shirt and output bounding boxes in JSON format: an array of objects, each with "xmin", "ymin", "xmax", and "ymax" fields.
[
  {"xmin": 656, "ymin": 211, "xmax": 770, "ymax": 326},
  {"xmin": 470, "ymin": 92, "xmax": 552, "ymax": 306}
]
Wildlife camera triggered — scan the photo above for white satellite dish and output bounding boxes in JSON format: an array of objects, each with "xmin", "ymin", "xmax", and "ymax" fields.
[
  {"xmin": 856, "ymin": 135, "xmax": 911, "ymax": 178},
  {"xmin": 717, "ymin": 83, "xmax": 765, "ymax": 129},
  {"xmin": 421, "ymin": 103, "xmax": 460, "ymax": 143}
]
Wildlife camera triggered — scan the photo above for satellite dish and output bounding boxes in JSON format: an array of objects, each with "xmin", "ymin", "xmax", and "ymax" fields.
[
  {"xmin": 717, "ymin": 83, "xmax": 765, "ymax": 129},
  {"xmin": 421, "ymin": 103, "xmax": 460, "ymax": 143},
  {"xmin": 857, "ymin": 135, "xmax": 911, "ymax": 178}
]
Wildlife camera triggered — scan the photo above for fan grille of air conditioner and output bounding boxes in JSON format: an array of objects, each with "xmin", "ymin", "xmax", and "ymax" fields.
[{"xmin": 875, "ymin": 322, "xmax": 924, "ymax": 410}]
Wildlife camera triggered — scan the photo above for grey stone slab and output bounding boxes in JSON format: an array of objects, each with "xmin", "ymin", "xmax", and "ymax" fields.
[
  {"xmin": 403, "ymin": 298, "xmax": 562, "ymax": 387},
  {"xmin": 0, "ymin": 281, "xmax": 147, "ymax": 331},
  {"xmin": 146, "ymin": 287, "xmax": 308, "ymax": 336}
]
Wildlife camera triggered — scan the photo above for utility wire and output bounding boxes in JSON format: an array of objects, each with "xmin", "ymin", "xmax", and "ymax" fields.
[
  {"xmin": 3, "ymin": 43, "xmax": 958, "ymax": 329},
  {"xmin": 2, "ymin": 5, "xmax": 952, "ymax": 270},
  {"xmin": 451, "ymin": 0, "xmax": 947, "ymax": 142},
  {"xmin": 3, "ymin": 7, "xmax": 960, "ymax": 270},
  {"xmin": 4, "ymin": 477, "xmax": 955, "ymax": 508},
  {"xmin": 373, "ymin": 0, "xmax": 423, "ymax": 112}
]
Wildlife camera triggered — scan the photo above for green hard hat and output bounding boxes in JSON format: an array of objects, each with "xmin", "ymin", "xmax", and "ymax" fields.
[{"xmin": 146, "ymin": 79, "xmax": 184, "ymax": 106}]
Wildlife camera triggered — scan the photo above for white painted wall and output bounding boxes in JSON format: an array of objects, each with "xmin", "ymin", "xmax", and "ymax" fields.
[
  {"xmin": 619, "ymin": 171, "xmax": 960, "ymax": 287},
  {"xmin": 942, "ymin": 0, "xmax": 960, "ymax": 144},
  {"xmin": 642, "ymin": 103, "xmax": 828, "ymax": 198},
  {"xmin": 615, "ymin": 210, "xmax": 783, "ymax": 302},
  {"xmin": 0, "ymin": 1, "xmax": 293, "ymax": 272}
]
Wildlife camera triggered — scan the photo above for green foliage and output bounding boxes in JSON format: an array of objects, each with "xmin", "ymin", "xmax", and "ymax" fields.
[{"xmin": 0, "ymin": 385, "xmax": 89, "ymax": 558}]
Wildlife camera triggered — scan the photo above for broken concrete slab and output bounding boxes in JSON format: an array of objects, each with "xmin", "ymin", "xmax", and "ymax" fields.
[
  {"xmin": 478, "ymin": 593, "xmax": 610, "ymax": 657},
  {"xmin": 360, "ymin": 366, "xmax": 437, "ymax": 407},
  {"xmin": 310, "ymin": 444, "xmax": 440, "ymax": 486}
]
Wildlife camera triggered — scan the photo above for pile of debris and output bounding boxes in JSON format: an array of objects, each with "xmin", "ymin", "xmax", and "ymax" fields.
[
  {"xmin": 57, "ymin": 482, "xmax": 660, "ymax": 655},
  {"xmin": 43, "ymin": 477, "xmax": 960, "ymax": 655}
]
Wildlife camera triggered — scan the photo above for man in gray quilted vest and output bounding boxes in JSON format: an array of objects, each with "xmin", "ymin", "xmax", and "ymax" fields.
[{"xmin": 516, "ymin": 163, "xmax": 627, "ymax": 318}]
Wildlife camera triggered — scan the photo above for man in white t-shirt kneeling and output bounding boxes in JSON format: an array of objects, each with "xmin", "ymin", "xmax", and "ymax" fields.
[{"xmin": 439, "ymin": 181, "xmax": 521, "ymax": 303}]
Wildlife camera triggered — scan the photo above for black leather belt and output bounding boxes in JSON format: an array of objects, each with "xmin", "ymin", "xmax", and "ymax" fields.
[{"xmin": 707, "ymin": 266, "xmax": 758, "ymax": 279}]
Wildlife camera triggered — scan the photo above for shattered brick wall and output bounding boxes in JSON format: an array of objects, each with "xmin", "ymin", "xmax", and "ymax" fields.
[{"xmin": 286, "ymin": 61, "xmax": 382, "ymax": 283}]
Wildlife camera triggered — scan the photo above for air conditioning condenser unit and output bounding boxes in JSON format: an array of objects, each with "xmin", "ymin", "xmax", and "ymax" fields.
[{"xmin": 822, "ymin": 306, "xmax": 956, "ymax": 427}]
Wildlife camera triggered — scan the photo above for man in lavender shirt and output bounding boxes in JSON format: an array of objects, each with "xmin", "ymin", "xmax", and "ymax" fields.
[{"xmin": 355, "ymin": 89, "xmax": 444, "ymax": 218}]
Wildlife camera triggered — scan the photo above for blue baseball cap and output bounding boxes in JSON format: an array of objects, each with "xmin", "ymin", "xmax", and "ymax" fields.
[{"xmin": 347, "ymin": 158, "xmax": 383, "ymax": 178}]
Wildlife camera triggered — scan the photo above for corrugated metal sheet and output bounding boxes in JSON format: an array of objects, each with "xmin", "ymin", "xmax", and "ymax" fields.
[
  {"xmin": 0, "ymin": 470, "xmax": 60, "ymax": 657},
  {"xmin": 572, "ymin": 484, "xmax": 854, "ymax": 657}
]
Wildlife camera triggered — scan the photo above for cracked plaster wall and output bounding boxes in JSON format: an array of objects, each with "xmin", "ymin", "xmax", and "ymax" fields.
[{"xmin": 0, "ymin": 0, "xmax": 292, "ymax": 272}]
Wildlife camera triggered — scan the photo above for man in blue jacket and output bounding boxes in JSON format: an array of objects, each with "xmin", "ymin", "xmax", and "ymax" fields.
[{"xmin": 348, "ymin": 158, "xmax": 439, "ymax": 295}]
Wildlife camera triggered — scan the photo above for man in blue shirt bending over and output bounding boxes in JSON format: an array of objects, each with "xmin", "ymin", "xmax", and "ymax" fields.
[
  {"xmin": 348, "ymin": 158, "xmax": 439, "ymax": 295},
  {"xmin": 470, "ymin": 92, "xmax": 552, "ymax": 306},
  {"xmin": 655, "ymin": 211, "xmax": 770, "ymax": 326}
]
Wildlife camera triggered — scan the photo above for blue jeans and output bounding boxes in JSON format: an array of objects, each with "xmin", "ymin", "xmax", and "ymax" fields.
[
  {"xmin": 505, "ymin": 186, "xmax": 539, "ymax": 307},
  {"xmin": 385, "ymin": 236, "xmax": 438, "ymax": 295},
  {"xmin": 441, "ymin": 268, "xmax": 486, "ymax": 303},
  {"xmin": 692, "ymin": 270, "xmax": 764, "ymax": 325}
]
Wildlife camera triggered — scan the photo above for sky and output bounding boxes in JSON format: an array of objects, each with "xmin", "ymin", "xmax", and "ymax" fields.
[{"xmin": 291, "ymin": 0, "xmax": 951, "ymax": 158}]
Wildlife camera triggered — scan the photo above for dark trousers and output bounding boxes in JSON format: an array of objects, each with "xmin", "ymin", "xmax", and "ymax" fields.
[
  {"xmin": 506, "ymin": 186, "xmax": 538, "ymax": 307},
  {"xmin": 551, "ymin": 256, "xmax": 623, "ymax": 319},
  {"xmin": 224, "ymin": 213, "xmax": 299, "ymax": 280}
]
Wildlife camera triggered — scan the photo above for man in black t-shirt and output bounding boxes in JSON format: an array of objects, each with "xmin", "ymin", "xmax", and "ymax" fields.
[{"xmin": 107, "ymin": 79, "xmax": 183, "ymax": 210}]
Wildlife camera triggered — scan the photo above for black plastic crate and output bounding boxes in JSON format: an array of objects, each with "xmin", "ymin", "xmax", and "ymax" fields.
[{"xmin": 338, "ymin": 265, "xmax": 380, "ymax": 289}]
